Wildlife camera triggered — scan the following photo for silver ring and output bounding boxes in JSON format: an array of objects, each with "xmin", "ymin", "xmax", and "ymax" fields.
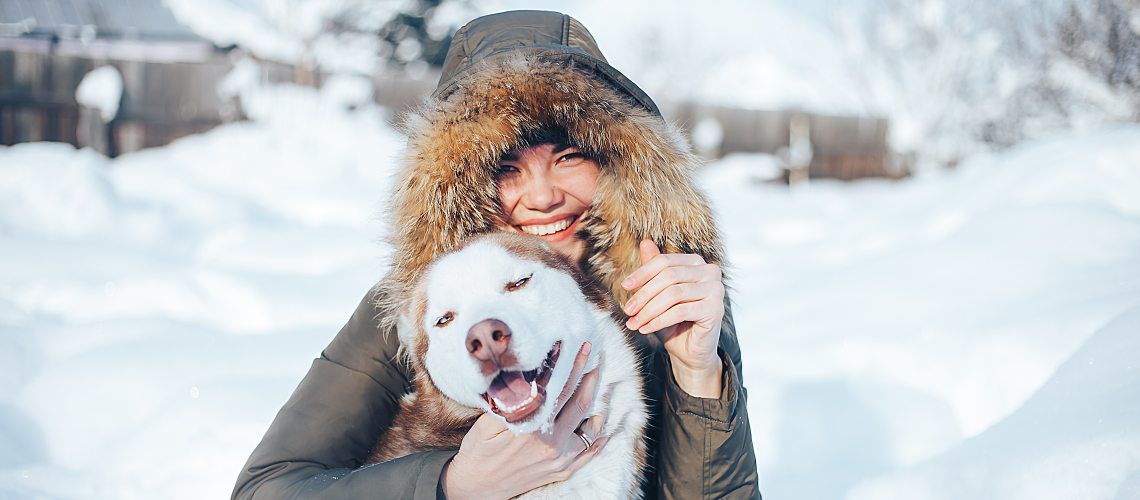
[{"xmin": 576, "ymin": 431, "xmax": 594, "ymax": 452}]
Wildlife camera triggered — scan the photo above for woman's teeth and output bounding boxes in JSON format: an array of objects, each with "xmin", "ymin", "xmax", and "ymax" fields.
[{"xmin": 519, "ymin": 217, "xmax": 573, "ymax": 236}]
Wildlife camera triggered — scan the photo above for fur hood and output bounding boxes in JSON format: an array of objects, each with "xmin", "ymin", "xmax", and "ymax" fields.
[{"xmin": 373, "ymin": 15, "xmax": 724, "ymax": 332}]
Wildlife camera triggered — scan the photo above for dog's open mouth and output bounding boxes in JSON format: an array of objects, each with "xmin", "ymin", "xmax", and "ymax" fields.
[{"xmin": 482, "ymin": 341, "xmax": 562, "ymax": 423}]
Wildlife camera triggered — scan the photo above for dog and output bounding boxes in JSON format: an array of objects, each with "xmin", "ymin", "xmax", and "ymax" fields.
[{"xmin": 366, "ymin": 232, "xmax": 648, "ymax": 498}]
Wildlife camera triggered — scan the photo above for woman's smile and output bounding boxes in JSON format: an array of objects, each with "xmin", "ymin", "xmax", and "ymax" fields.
[{"xmin": 513, "ymin": 212, "xmax": 585, "ymax": 241}]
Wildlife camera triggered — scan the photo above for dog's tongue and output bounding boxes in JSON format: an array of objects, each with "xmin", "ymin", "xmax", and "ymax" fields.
[{"xmin": 488, "ymin": 371, "xmax": 532, "ymax": 406}]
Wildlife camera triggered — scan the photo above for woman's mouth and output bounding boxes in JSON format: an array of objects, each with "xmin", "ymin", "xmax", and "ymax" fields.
[{"xmin": 515, "ymin": 214, "xmax": 581, "ymax": 241}]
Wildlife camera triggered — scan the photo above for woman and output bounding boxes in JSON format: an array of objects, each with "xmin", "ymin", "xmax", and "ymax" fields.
[{"xmin": 233, "ymin": 10, "xmax": 760, "ymax": 499}]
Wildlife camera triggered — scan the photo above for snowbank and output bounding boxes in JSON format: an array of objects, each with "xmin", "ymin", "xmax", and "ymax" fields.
[
  {"xmin": 1, "ymin": 81, "xmax": 403, "ymax": 498},
  {"xmin": 697, "ymin": 126, "xmax": 1140, "ymax": 499},
  {"xmin": 849, "ymin": 304, "xmax": 1140, "ymax": 500}
]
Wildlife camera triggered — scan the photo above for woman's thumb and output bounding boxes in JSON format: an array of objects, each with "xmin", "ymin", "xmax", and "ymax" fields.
[{"xmin": 638, "ymin": 239, "xmax": 661, "ymax": 264}]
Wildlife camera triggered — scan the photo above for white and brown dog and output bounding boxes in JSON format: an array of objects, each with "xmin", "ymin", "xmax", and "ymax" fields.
[{"xmin": 367, "ymin": 232, "xmax": 648, "ymax": 498}]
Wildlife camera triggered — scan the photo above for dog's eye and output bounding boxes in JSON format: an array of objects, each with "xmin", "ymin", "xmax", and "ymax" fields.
[
  {"xmin": 435, "ymin": 312, "xmax": 454, "ymax": 327},
  {"xmin": 505, "ymin": 274, "xmax": 532, "ymax": 292}
]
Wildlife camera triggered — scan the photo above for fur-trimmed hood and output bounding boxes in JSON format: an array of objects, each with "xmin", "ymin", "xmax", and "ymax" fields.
[{"xmin": 374, "ymin": 11, "xmax": 724, "ymax": 331}]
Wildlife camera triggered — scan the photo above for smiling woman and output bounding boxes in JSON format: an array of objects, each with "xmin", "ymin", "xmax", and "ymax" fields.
[
  {"xmin": 233, "ymin": 9, "xmax": 760, "ymax": 500},
  {"xmin": 495, "ymin": 132, "xmax": 601, "ymax": 264}
]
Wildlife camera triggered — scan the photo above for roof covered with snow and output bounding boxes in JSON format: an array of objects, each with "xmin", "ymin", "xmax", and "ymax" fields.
[{"xmin": 0, "ymin": 0, "xmax": 206, "ymax": 41}]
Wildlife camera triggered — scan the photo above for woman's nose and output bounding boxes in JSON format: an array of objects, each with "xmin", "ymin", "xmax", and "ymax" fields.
[{"xmin": 522, "ymin": 173, "xmax": 564, "ymax": 210}]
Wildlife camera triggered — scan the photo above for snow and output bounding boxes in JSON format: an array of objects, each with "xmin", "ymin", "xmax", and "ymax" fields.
[
  {"xmin": 848, "ymin": 305, "xmax": 1140, "ymax": 500},
  {"xmin": 699, "ymin": 126, "xmax": 1140, "ymax": 498},
  {"xmin": 4, "ymin": 77, "xmax": 1139, "ymax": 496},
  {"xmin": 487, "ymin": 0, "xmax": 1140, "ymax": 165},
  {"xmin": 162, "ymin": 0, "xmax": 403, "ymax": 74},
  {"xmin": 75, "ymin": 66, "xmax": 123, "ymax": 122},
  {"xmin": 163, "ymin": 0, "xmax": 305, "ymax": 64},
  {"xmin": 165, "ymin": 0, "xmax": 1138, "ymax": 163},
  {"xmin": 3, "ymin": 1, "xmax": 1140, "ymax": 498},
  {"xmin": 1, "ymin": 82, "xmax": 402, "ymax": 498}
]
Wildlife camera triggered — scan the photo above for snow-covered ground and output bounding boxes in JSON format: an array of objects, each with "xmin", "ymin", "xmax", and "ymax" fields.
[
  {"xmin": 0, "ymin": 84, "xmax": 402, "ymax": 499},
  {"xmin": 701, "ymin": 128, "xmax": 1140, "ymax": 499},
  {"xmin": 3, "ymin": 0, "xmax": 1138, "ymax": 497},
  {"xmin": 1, "ymin": 75, "xmax": 1138, "ymax": 498}
]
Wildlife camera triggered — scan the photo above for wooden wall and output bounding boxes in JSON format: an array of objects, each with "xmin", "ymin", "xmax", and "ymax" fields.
[
  {"xmin": 668, "ymin": 102, "xmax": 905, "ymax": 180},
  {"xmin": 0, "ymin": 44, "xmax": 262, "ymax": 155}
]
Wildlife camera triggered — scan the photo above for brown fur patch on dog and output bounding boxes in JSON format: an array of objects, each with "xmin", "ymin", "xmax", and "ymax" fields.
[{"xmin": 488, "ymin": 232, "xmax": 611, "ymax": 311}]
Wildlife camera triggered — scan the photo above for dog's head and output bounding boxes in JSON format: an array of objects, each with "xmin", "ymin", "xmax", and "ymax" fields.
[{"xmin": 398, "ymin": 232, "xmax": 610, "ymax": 433}]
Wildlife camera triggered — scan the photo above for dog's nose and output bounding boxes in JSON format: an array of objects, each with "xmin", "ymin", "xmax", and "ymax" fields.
[{"xmin": 467, "ymin": 318, "xmax": 512, "ymax": 363}]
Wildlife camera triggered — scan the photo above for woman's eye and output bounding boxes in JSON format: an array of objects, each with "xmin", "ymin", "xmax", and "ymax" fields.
[
  {"xmin": 558, "ymin": 152, "xmax": 584, "ymax": 163},
  {"xmin": 435, "ymin": 312, "xmax": 454, "ymax": 327},
  {"xmin": 505, "ymin": 274, "xmax": 532, "ymax": 292},
  {"xmin": 495, "ymin": 165, "xmax": 520, "ymax": 177}
]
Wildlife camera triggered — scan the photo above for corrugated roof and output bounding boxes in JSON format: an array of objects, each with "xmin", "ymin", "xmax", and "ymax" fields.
[{"xmin": 1, "ymin": 0, "xmax": 205, "ymax": 41}]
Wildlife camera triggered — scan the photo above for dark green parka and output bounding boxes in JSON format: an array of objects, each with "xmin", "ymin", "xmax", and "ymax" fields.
[{"xmin": 232, "ymin": 10, "xmax": 761, "ymax": 499}]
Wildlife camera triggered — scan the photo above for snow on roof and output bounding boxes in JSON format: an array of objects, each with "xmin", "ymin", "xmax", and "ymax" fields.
[{"xmin": 0, "ymin": 0, "xmax": 206, "ymax": 41}]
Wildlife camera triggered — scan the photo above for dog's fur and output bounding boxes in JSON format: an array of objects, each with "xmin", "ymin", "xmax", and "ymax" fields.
[{"xmin": 367, "ymin": 233, "xmax": 648, "ymax": 498}]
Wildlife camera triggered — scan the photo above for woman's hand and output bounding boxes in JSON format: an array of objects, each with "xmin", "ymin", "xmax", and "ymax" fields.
[
  {"xmin": 442, "ymin": 342, "xmax": 609, "ymax": 499},
  {"xmin": 622, "ymin": 239, "xmax": 725, "ymax": 398}
]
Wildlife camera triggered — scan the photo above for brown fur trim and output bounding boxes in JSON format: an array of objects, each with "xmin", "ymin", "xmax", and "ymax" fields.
[{"xmin": 374, "ymin": 52, "xmax": 724, "ymax": 344}]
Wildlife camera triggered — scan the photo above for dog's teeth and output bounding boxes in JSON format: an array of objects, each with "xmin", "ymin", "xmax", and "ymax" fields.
[{"xmin": 490, "ymin": 388, "xmax": 539, "ymax": 414}]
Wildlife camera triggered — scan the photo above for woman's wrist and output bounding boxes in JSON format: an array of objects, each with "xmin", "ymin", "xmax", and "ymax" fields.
[
  {"xmin": 669, "ymin": 355, "xmax": 723, "ymax": 398},
  {"xmin": 441, "ymin": 456, "xmax": 481, "ymax": 500}
]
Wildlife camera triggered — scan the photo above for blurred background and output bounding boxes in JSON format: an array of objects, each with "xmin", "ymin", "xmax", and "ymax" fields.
[{"xmin": 1, "ymin": 0, "xmax": 1138, "ymax": 498}]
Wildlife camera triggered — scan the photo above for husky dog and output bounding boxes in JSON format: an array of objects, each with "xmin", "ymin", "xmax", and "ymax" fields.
[{"xmin": 367, "ymin": 232, "xmax": 648, "ymax": 498}]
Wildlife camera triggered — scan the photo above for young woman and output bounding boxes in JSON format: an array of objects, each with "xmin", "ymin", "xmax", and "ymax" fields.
[{"xmin": 233, "ymin": 10, "xmax": 760, "ymax": 499}]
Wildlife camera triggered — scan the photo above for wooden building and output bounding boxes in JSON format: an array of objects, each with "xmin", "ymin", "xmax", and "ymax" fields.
[
  {"xmin": 668, "ymin": 102, "xmax": 908, "ymax": 182},
  {"xmin": 0, "ymin": 0, "xmax": 239, "ymax": 155}
]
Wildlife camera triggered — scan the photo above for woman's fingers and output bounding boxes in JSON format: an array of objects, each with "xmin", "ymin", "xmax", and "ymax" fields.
[
  {"xmin": 579, "ymin": 412, "xmax": 607, "ymax": 439},
  {"xmin": 552, "ymin": 342, "xmax": 591, "ymax": 415},
  {"xmin": 626, "ymin": 281, "xmax": 719, "ymax": 332},
  {"xmin": 569, "ymin": 435, "xmax": 609, "ymax": 466},
  {"xmin": 622, "ymin": 264, "xmax": 709, "ymax": 316},
  {"xmin": 621, "ymin": 241, "xmax": 705, "ymax": 292},
  {"xmin": 637, "ymin": 301, "xmax": 704, "ymax": 338},
  {"xmin": 538, "ymin": 435, "xmax": 611, "ymax": 488},
  {"xmin": 572, "ymin": 411, "xmax": 607, "ymax": 456},
  {"xmin": 553, "ymin": 365, "xmax": 600, "ymax": 438}
]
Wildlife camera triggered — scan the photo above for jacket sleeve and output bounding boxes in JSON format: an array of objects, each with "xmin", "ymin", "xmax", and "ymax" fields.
[
  {"xmin": 231, "ymin": 290, "xmax": 455, "ymax": 500},
  {"xmin": 654, "ymin": 295, "xmax": 762, "ymax": 499}
]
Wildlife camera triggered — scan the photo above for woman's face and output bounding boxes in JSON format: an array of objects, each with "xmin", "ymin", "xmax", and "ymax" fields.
[{"xmin": 496, "ymin": 143, "xmax": 600, "ymax": 263}]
